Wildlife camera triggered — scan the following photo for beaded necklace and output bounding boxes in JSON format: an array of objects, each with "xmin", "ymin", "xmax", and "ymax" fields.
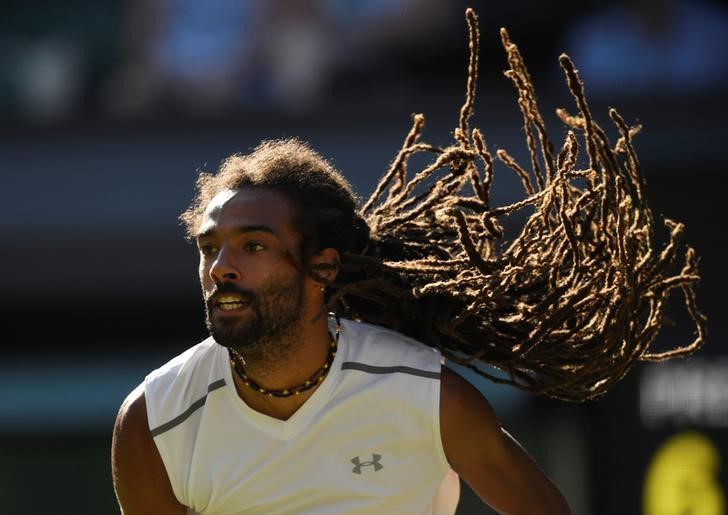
[{"xmin": 228, "ymin": 317, "xmax": 341, "ymax": 398}]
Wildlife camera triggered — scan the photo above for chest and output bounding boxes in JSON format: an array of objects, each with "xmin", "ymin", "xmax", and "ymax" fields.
[{"xmin": 184, "ymin": 384, "xmax": 446, "ymax": 514}]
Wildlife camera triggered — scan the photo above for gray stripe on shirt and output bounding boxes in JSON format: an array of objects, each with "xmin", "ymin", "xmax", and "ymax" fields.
[
  {"xmin": 341, "ymin": 362, "xmax": 441, "ymax": 379},
  {"xmin": 150, "ymin": 378, "xmax": 226, "ymax": 437}
]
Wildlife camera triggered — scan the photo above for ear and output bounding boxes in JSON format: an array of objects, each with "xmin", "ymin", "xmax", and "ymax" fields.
[{"xmin": 307, "ymin": 247, "xmax": 340, "ymax": 285}]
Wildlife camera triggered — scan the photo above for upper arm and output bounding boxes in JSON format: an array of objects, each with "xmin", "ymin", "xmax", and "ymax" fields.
[
  {"xmin": 111, "ymin": 386, "xmax": 187, "ymax": 515},
  {"xmin": 439, "ymin": 367, "xmax": 571, "ymax": 515}
]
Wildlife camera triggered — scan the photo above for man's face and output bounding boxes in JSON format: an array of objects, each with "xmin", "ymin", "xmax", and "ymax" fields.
[{"xmin": 195, "ymin": 188, "xmax": 309, "ymax": 352}]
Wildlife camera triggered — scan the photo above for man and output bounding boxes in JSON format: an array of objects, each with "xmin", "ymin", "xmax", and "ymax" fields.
[
  {"xmin": 112, "ymin": 138, "xmax": 571, "ymax": 514},
  {"xmin": 112, "ymin": 8, "xmax": 705, "ymax": 513}
]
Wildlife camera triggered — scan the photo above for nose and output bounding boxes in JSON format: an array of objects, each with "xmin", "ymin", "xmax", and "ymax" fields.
[{"xmin": 208, "ymin": 245, "xmax": 240, "ymax": 283}]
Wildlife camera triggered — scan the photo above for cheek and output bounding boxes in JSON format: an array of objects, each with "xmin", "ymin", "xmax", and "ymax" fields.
[{"xmin": 199, "ymin": 261, "xmax": 213, "ymax": 287}]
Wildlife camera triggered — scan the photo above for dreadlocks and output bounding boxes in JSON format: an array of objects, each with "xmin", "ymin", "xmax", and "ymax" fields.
[
  {"xmin": 328, "ymin": 8, "xmax": 706, "ymax": 401},
  {"xmin": 182, "ymin": 8, "xmax": 706, "ymax": 402}
]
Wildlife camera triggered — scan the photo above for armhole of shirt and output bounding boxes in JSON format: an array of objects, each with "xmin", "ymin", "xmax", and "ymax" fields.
[
  {"xmin": 144, "ymin": 374, "xmax": 189, "ymax": 508},
  {"xmin": 432, "ymin": 358, "xmax": 451, "ymax": 473}
]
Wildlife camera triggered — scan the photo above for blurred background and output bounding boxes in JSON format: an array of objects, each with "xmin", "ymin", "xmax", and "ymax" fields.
[{"xmin": 1, "ymin": 0, "xmax": 727, "ymax": 513}]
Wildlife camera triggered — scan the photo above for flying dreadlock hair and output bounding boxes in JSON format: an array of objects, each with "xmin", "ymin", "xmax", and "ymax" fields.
[
  {"xmin": 325, "ymin": 8, "xmax": 706, "ymax": 401},
  {"xmin": 181, "ymin": 8, "xmax": 706, "ymax": 402}
]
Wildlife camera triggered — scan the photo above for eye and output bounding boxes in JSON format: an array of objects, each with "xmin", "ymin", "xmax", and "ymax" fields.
[
  {"xmin": 198, "ymin": 244, "xmax": 218, "ymax": 257},
  {"xmin": 245, "ymin": 241, "xmax": 265, "ymax": 252}
]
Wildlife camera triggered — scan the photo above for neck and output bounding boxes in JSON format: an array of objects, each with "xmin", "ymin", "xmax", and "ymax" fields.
[{"xmin": 230, "ymin": 312, "xmax": 334, "ymax": 419}]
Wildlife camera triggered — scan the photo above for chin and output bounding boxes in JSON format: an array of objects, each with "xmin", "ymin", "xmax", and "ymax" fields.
[{"xmin": 209, "ymin": 318, "xmax": 262, "ymax": 349}]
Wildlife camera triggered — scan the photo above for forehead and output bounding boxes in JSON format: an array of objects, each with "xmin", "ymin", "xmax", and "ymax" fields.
[{"xmin": 198, "ymin": 188, "xmax": 297, "ymax": 237}]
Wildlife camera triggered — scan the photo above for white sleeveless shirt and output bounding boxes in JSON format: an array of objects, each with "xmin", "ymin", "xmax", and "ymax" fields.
[{"xmin": 144, "ymin": 318, "xmax": 458, "ymax": 514}]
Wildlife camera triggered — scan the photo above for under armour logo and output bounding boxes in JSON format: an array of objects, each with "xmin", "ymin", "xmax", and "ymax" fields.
[{"xmin": 351, "ymin": 454, "xmax": 384, "ymax": 474}]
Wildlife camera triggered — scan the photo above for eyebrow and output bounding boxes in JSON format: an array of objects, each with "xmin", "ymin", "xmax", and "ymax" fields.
[{"xmin": 196, "ymin": 224, "xmax": 278, "ymax": 240}]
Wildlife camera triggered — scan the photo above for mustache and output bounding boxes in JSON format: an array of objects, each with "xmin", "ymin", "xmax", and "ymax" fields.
[{"xmin": 205, "ymin": 282, "xmax": 257, "ymax": 307}]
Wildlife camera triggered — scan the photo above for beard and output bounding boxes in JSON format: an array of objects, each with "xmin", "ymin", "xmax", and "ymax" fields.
[{"xmin": 204, "ymin": 271, "xmax": 306, "ymax": 364}]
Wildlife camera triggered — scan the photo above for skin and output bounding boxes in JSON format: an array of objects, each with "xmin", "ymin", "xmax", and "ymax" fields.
[{"xmin": 112, "ymin": 187, "xmax": 571, "ymax": 514}]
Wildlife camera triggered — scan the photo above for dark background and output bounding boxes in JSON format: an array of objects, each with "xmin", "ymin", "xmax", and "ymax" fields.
[{"xmin": 1, "ymin": 0, "xmax": 727, "ymax": 513}]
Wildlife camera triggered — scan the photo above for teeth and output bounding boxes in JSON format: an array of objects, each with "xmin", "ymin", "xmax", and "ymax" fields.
[
  {"xmin": 219, "ymin": 302, "xmax": 245, "ymax": 311},
  {"xmin": 214, "ymin": 294, "xmax": 249, "ymax": 311},
  {"xmin": 217, "ymin": 295, "xmax": 242, "ymax": 303}
]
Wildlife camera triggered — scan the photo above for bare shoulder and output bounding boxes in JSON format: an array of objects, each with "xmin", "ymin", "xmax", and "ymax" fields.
[
  {"xmin": 112, "ymin": 385, "xmax": 154, "ymax": 476},
  {"xmin": 114, "ymin": 384, "xmax": 148, "ymax": 441},
  {"xmin": 439, "ymin": 367, "xmax": 502, "ymax": 470},
  {"xmin": 440, "ymin": 366, "xmax": 495, "ymax": 413},
  {"xmin": 440, "ymin": 366, "xmax": 503, "ymax": 441},
  {"xmin": 112, "ymin": 385, "xmax": 186, "ymax": 514},
  {"xmin": 438, "ymin": 366, "xmax": 571, "ymax": 514}
]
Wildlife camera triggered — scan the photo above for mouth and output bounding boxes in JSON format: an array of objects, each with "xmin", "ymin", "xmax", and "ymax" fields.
[{"xmin": 212, "ymin": 294, "xmax": 252, "ymax": 313}]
